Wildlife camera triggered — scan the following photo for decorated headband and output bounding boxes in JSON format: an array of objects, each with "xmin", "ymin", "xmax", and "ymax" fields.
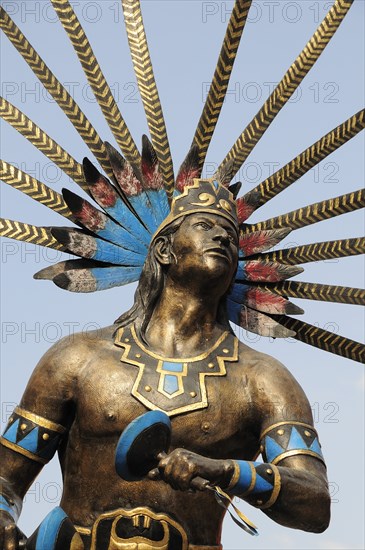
[{"xmin": 0, "ymin": 0, "xmax": 364, "ymax": 363}]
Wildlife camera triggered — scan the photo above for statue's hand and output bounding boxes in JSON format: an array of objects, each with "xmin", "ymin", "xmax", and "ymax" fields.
[
  {"xmin": 148, "ymin": 448, "xmax": 234, "ymax": 491},
  {"xmin": 0, "ymin": 511, "xmax": 25, "ymax": 549}
]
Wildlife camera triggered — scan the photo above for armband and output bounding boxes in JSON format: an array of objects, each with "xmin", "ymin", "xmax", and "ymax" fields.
[
  {"xmin": 0, "ymin": 407, "xmax": 66, "ymax": 465},
  {"xmin": 227, "ymin": 461, "xmax": 281, "ymax": 509},
  {"xmin": 0, "ymin": 495, "xmax": 18, "ymax": 522},
  {"xmin": 259, "ymin": 421, "xmax": 325, "ymax": 466}
]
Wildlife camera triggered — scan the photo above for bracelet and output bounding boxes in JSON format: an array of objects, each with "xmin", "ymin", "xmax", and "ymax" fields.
[
  {"xmin": 259, "ymin": 421, "xmax": 325, "ymax": 466},
  {"xmin": 227, "ymin": 461, "xmax": 281, "ymax": 509},
  {"xmin": 0, "ymin": 495, "xmax": 18, "ymax": 522}
]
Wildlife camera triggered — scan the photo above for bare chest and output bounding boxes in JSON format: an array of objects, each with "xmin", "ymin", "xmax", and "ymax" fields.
[{"xmin": 74, "ymin": 330, "xmax": 257, "ymax": 458}]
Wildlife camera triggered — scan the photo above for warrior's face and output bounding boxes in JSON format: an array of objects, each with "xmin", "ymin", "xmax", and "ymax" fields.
[{"xmin": 165, "ymin": 212, "xmax": 239, "ymax": 295}]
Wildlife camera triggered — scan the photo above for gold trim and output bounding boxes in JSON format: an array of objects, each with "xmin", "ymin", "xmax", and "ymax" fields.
[
  {"xmin": 260, "ymin": 420, "xmax": 317, "ymax": 440},
  {"xmin": 14, "ymin": 406, "xmax": 66, "ymax": 433},
  {"xmin": 156, "ymin": 361, "xmax": 188, "ymax": 399},
  {"xmin": 240, "ymin": 461, "xmax": 256, "ymax": 497},
  {"xmin": 116, "ymin": 326, "xmax": 238, "ymax": 417},
  {"xmin": 0, "ymin": 437, "xmax": 47, "ymax": 464},
  {"xmin": 74, "ymin": 525, "xmax": 92, "ymax": 535},
  {"xmin": 271, "ymin": 449, "xmax": 326, "ymax": 466},
  {"xmin": 89, "ymin": 507, "xmax": 188, "ymax": 550},
  {"xmin": 258, "ymin": 465, "xmax": 281, "ymax": 510},
  {"xmin": 226, "ymin": 461, "xmax": 240, "ymax": 491},
  {"xmin": 130, "ymin": 325, "xmax": 229, "ymax": 362}
]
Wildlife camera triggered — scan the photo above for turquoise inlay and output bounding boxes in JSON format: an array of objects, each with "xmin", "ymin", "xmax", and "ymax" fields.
[
  {"xmin": 309, "ymin": 437, "xmax": 323, "ymax": 457},
  {"xmin": 254, "ymin": 474, "xmax": 274, "ymax": 493},
  {"xmin": 213, "ymin": 180, "xmax": 219, "ymax": 189},
  {"xmin": 19, "ymin": 427, "xmax": 39, "ymax": 453},
  {"xmin": 36, "ymin": 506, "xmax": 67, "ymax": 550},
  {"xmin": 162, "ymin": 362, "xmax": 184, "ymax": 373},
  {"xmin": 264, "ymin": 435, "xmax": 285, "ymax": 462},
  {"xmin": 287, "ymin": 427, "xmax": 307, "ymax": 451},
  {"xmin": 3, "ymin": 418, "xmax": 20, "ymax": 443},
  {"xmin": 0, "ymin": 496, "xmax": 16, "ymax": 521},
  {"xmin": 163, "ymin": 375, "xmax": 179, "ymax": 395}
]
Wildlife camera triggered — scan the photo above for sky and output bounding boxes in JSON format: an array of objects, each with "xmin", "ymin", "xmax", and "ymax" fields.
[{"xmin": 0, "ymin": 1, "xmax": 364, "ymax": 549}]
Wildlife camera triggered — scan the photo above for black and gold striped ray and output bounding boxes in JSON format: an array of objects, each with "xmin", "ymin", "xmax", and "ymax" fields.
[
  {"xmin": 0, "ymin": 97, "xmax": 86, "ymax": 191},
  {"xmin": 51, "ymin": 0, "xmax": 141, "ymax": 173},
  {"xmin": 249, "ymin": 189, "xmax": 365, "ymax": 232},
  {"xmin": 216, "ymin": 0, "xmax": 354, "ymax": 179},
  {"xmin": 0, "ymin": 218, "xmax": 65, "ymax": 251},
  {"xmin": 257, "ymin": 237, "xmax": 365, "ymax": 265},
  {"xmin": 0, "ymin": 161, "xmax": 73, "ymax": 220},
  {"xmin": 261, "ymin": 281, "xmax": 365, "ymax": 306},
  {"xmin": 243, "ymin": 110, "xmax": 365, "ymax": 211},
  {"xmin": 192, "ymin": 0, "xmax": 252, "ymax": 173},
  {"xmin": 121, "ymin": 0, "xmax": 174, "ymax": 198},
  {"xmin": 0, "ymin": 7, "xmax": 113, "ymax": 180},
  {"xmin": 269, "ymin": 316, "xmax": 364, "ymax": 363}
]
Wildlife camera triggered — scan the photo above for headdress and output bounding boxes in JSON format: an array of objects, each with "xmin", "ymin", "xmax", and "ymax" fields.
[{"xmin": 0, "ymin": 0, "xmax": 364, "ymax": 362}]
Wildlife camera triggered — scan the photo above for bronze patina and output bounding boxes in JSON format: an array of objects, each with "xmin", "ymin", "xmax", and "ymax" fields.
[{"xmin": 0, "ymin": 0, "xmax": 364, "ymax": 549}]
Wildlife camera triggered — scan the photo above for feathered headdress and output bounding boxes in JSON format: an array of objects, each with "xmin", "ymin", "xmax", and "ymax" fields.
[{"xmin": 0, "ymin": 0, "xmax": 364, "ymax": 362}]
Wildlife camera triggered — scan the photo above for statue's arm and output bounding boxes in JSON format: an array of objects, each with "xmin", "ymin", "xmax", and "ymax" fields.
[
  {"xmin": 0, "ymin": 334, "xmax": 80, "ymax": 547},
  {"xmin": 226, "ymin": 356, "xmax": 330, "ymax": 533}
]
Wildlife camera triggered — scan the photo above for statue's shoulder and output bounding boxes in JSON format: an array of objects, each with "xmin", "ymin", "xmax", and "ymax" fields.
[
  {"xmin": 34, "ymin": 324, "xmax": 117, "ymax": 378},
  {"xmin": 235, "ymin": 337, "xmax": 311, "ymax": 416}
]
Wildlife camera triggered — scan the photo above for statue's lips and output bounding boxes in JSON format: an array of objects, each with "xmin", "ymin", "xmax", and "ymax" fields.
[{"xmin": 204, "ymin": 247, "xmax": 230, "ymax": 260}]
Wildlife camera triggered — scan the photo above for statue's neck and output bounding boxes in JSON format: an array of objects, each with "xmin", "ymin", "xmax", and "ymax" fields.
[{"xmin": 143, "ymin": 283, "xmax": 225, "ymax": 358}]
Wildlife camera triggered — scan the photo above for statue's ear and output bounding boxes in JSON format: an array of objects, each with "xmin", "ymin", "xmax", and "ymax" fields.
[{"xmin": 154, "ymin": 236, "xmax": 173, "ymax": 265}]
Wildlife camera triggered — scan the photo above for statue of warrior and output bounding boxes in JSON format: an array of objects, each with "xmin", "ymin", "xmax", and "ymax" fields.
[
  {"xmin": 0, "ymin": 0, "xmax": 363, "ymax": 549},
  {"xmin": 0, "ymin": 180, "xmax": 330, "ymax": 549}
]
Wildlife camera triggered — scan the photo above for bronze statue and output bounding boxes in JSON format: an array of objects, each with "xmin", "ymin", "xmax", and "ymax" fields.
[{"xmin": 0, "ymin": 0, "xmax": 364, "ymax": 548}]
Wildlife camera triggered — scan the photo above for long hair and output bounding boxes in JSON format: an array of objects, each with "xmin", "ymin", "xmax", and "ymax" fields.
[{"xmin": 114, "ymin": 216, "xmax": 236, "ymax": 341}]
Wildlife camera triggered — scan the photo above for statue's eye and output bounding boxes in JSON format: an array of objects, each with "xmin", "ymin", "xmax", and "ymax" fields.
[{"xmin": 195, "ymin": 221, "xmax": 211, "ymax": 230}]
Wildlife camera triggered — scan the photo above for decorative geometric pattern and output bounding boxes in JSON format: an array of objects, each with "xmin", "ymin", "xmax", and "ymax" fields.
[
  {"xmin": 0, "ymin": 6, "xmax": 113, "ymax": 180},
  {"xmin": 259, "ymin": 237, "xmax": 365, "ymax": 265},
  {"xmin": 0, "ymin": 219, "xmax": 65, "ymax": 250},
  {"xmin": 228, "ymin": 461, "xmax": 281, "ymax": 509},
  {"xmin": 250, "ymin": 188, "xmax": 365, "ymax": 232},
  {"xmin": 262, "ymin": 281, "xmax": 365, "ymax": 306},
  {"xmin": 217, "ymin": 0, "xmax": 354, "ymax": 179},
  {"xmin": 240, "ymin": 110, "xmax": 365, "ymax": 216},
  {"xmin": 260, "ymin": 422, "xmax": 325, "ymax": 466},
  {"xmin": 0, "ymin": 407, "xmax": 66, "ymax": 464},
  {"xmin": 1, "ymin": 161, "xmax": 72, "ymax": 220},
  {"xmin": 0, "ymin": 97, "xmax": 86, "ymax": 191},
  {"xmin": 114, "ymin": 325, "xmax": 238, "ymax": 416},
  {"xmin": 51, "ymin": 0, "xmax": 141, "ymax": 173},
  {"xmin": 192, "ymin": 0, "xmax": 252, "ymax": 172},
  {"xmin": 122, "ymin": 0, "xmax": 175, "ymax": 198}
]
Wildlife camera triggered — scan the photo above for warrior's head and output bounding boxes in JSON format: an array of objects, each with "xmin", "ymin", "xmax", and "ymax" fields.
[{"xmin": 115, "ymin": 180, "xmax": 239, "ymax": 338}]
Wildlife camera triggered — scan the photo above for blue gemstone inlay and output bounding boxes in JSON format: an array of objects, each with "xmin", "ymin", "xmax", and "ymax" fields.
[
  {"xmin": 20, "ymin": 427, "xmax": 39, "ymax": 453},
  {"xmin": 287, "ymin": 427, "xmax": 307, "ymax": 451},
  {"xmin": 264, "ymin": 435, "xmax": 284, "ymax": 463},
  {"xmin": 3, "ymin": 418, "xmax": 19, "ymax": 443},
  {"xmin": 0, "ymin": 496, "xmax": 16, "ymax": 521},
  {"xmin": 163, "ymin": 375, "xmax": 179, "ymax": 395},
  {"xmin": 162, "ymin": 362, "xmax": 184, "ymax": 373},
  {"xmin": 213, "ymin": 180, "xmax": 219, "ymax": 189}
]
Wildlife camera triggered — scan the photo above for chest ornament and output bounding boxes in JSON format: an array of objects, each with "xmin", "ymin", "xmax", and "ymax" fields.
[{"xmin": 114, "ymin": 325, "xmax": 239, "ymax": 417}]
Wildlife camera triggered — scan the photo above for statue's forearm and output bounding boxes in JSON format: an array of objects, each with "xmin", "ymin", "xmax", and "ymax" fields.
[
  {"xmin": 0, "ymin": 477, "xmax": 22, "ymax": 523},
  {"xmin": 226, "ymin": 460, "xmax": 330, "ymax": 533}
]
